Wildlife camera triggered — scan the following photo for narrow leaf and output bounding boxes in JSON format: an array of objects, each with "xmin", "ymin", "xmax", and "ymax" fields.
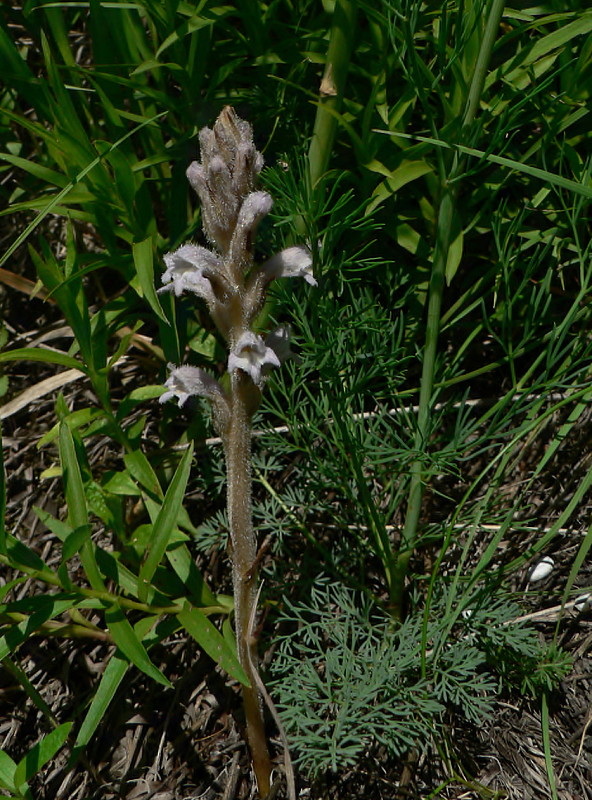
[
  {"xmin": 0, "ymin": 596, "xmax": 79, "ymax": 661},
  {"xmin": 177, "ymin": 604, "xmax": 249, "ymax": 686},
  {"xmin": 0, "ymin": 348, "xmax": 86, "ymax": 372},
  {"xmin": 124, "ymin": 450, "xmax": 163, "ymax": 499},
  {"xmin": 14, "ymin": 723, "xmax": 73, "ymax": 790},
  {"xmin": 59, "ymin": 424, "xmax": 104, "ymax": 590},
  {"xmin": 166, "ymin": 543, "xmax": 218, "ymax": 606},
  {"xmin": 70, "ymin": 652, "xmax": 128, "ymax": 765},
  {"xmin": 377, "ymin": 131, "xmax": 592, "ymax": 198},
  {"xmin": 104, "ymin": 604, "xmax": 171, "ymax": 687},
  {"xmin": 132, "ymin": 238, "xmax": 168, "ymax": 323},
  {"xmin": 138, "ymin": 443, "xmax": 194, "ymax": 602}
]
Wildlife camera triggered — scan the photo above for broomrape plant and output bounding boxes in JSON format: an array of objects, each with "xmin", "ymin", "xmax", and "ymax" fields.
[{"xmin": 158, "ymin": 106, "xmax": 314, "ymax": 796}]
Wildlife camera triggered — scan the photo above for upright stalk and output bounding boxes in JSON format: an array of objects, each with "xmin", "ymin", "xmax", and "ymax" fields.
[
  {"xmin": 307, "ymin": 0, "xmax": 358, "ymax": 188},
  {"xmin": 225, "ymin": 374, "xmax": 272, "ymax": 794},
  {"xmin": 158, "ymin": 107, "xmax": 316, "ymax": 796},
  {"xmin": 392, "ymin": 0, "xmax": 506, "ymax": 619}
]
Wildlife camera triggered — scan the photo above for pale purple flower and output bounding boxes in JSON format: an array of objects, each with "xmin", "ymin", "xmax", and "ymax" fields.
[
  {"xmin": 160, "ymin": 364, "xmax": 225, "ymax": 408},
  {"xmin": 228, "ymin": 331, "xmax": 281, "ymax": 385},
  {"xmin": 262, "ymin": 246, "xmax": 316, "ymax": 286},
  {"xmin": 160, "ymin": 244, "xmax": 220, "ymax": 303},
  {"xmin": 186, "ymin": 107, "xmax": 265, "ymax": 253}
]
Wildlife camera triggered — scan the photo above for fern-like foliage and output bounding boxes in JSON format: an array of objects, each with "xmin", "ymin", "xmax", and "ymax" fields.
[{"xmin": 269, "ymin": 580, "xmax": 570, "ymax": 778}]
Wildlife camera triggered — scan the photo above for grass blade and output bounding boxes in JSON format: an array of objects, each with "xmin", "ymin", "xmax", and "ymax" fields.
[
  {"xmin": 138, "ymin": 443, "xmax": 194, "ymax": 602},
  {"xmin": 377, "ymin": 131, "xmax": 592, "ymax": 198}
]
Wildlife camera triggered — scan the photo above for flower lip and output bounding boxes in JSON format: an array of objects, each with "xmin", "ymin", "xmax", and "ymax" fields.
[
  {"xmin": 160, "ymin": 244, "xmax": 221, "ymax": 302},
  {"xmin": 160, "ymin": 364, "xmax": 225, "ymax": 407},
  {"xmin": 261, "ymin": 246, "xmax": 316, "ymax": 285},
  {"xmin": 227, "ymin": 331, "xmax": 281, "ymax": 385}
]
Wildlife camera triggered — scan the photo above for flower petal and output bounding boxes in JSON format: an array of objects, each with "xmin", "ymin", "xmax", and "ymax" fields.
[
  {"xmin": 262, "ymin": 246, "xmax": 316, "ymax": 285},
  {"xmin": 160, "ymin": 364, "xmax": 225, "ymax": 407},
  {"xmin": 160, "ymin": 244, "xmax": 219, "ymax": 303},
  {"xmin": 228, "ymin": 331, "xmax": 281, "ymax": 385}
]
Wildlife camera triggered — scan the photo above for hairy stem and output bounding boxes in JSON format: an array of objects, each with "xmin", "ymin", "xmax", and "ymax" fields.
[{"xmin": 225, "ymin": 372, "xmax": 272, "ymax": 796}]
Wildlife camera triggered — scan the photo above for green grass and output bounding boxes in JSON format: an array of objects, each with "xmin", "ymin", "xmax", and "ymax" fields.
[{"xmin": 0, "ymin": 0, "xmax": 591, "ymax": 795}]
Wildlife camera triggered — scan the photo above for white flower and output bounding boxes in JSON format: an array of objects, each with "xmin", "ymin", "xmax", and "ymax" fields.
[
  {"xmin": 262, "ymin": 246, "xmax": 316, "ymax": 286},
  {"xmin": 227, "ymin": 191, "xmax": 274, "ymax": 266},
  {"xmin": 160, "ymin": 244, "xmax": 220, "ymax": 303},
  {"xmin": 227, "ymin": 331, "xmax": 281, "ymax": 385},
  {"xmin": 160, "ymin": 364, "xmax": 225, "ymax": 408}
]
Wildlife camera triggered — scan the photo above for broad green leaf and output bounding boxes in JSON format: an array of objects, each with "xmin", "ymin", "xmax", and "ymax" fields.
[
  {"xmin": 5, "ymin": 534, "xmax": 54, "ymax": 579},
  {"xmin": 0, "ymin": 153, "xmax": 68, "ymax": 188},
  {"xmin": 177, "ymin": 604, "xmax": 249, "ymax": 686},
  {"xmin": 13, "ymin": 723, "xmax": 73, "ymax": 790},
  {"xmin": 62, "ymin": 525, "xmax": 92, "ymax": 563},
  {"xmin": 366, "ymin": 158, "xmax": 433, "ymax": 190},
  {"xmin": 104, "ymin": 604, "xmax": 171, "ymax": 687},
  {"xmin": 519, "ymin": 14, "xmax": 592, "ymax": 70},
  {"xmin": 70, "ymin": 652, "xmax": 128, "ymax": 764},
  {"xmin": 102, "ymin": 470, "xmax": 141, "ymax": 496},
  {"xmin": 132, "ymin": 238, "xmax": 168, "ymax": 323},
  {"xmin": 0, "ymin": 751, "xmax": 16, "ymax": 792},
  {"xmin": 154, "ymin": 11, "xmax": 222, "ymax": 60},
  {"xmin": 138, "ymin": 443, "xmax": 194, "ymax": 602},
  {"xmin": 94, "ymin": 549, "xmax": 144, "ymax": 599},
  {"xmin": 32, "ymin": 508, "xmax": 72, "ymax": 542}
]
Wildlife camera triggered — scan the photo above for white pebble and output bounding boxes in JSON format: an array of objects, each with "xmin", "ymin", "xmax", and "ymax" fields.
[
  {"xmin": 574, "ymin": 594, "xmax": 591, "ymax": 613},
  {"xmin": 528, "ymin": 556, "xmax": 554, "ymax": 583}
]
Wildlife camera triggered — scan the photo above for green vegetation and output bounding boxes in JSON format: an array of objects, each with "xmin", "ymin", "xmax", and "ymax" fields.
[{"xmin": 0, "ymin": 1, "xmax": 591, "ymax": 796}]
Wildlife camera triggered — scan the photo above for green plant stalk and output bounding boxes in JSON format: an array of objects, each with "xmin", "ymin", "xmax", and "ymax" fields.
[
  {"xmin": 224, "ymin": 373, "xmax": 272, "ymax": 797},
  {"xmin": 393, "ymin": 0, "xmax": 506, "ymax": 619},
  {"xmin": 307, "ymin": 0, "xmax": 358, "ymax": 189}
]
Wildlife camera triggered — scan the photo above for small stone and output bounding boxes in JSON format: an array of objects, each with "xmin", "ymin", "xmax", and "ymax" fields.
[
  {"xmin": 574, "ymin": 593, "xmax": 592, "ymax": 613},
  {"xmin": 528, "ymin": 556, "xmax": 554, "ymax": 583}
]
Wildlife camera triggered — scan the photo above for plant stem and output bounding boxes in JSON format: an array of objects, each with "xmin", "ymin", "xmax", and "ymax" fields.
[
  {"xmin": 307, "ymin": 0, "xmax": 358, "ymax": 189},
  {"xmin": 392, "ymin": 0, "xmax": 506, "ymax": 620},
  {"xmin": 225, "ymin": 371, "xmax": 272, "ymax": 796}
]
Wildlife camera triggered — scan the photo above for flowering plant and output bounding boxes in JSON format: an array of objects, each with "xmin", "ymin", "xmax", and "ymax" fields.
[{"xmin": 159, "ymin": 106, "xmax": 314, "ymax": 795}]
